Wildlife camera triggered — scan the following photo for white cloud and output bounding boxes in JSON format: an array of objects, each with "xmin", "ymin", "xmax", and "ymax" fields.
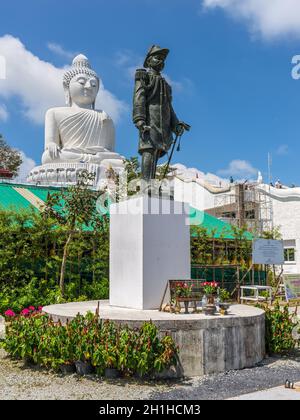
[
  {"xmin": 202, "ymin": 0, "xmax": 300, "ymax": 40},
  {"xmin": 15, "ymin": 151, "xmax": 36, "ymax": 181},
  {"xmin": 217, "ymin": 159, "xmax": 258, "ymax": 179},
  {"xmin": 0, "ymin": 104, "xmax": 8, "ymax": 122},
  {"xmin": 47, "ymin": 42, "xmax": 77, "ymax": 60},
  {"xmin": 0, "ymin": 35, "xmax": 126, "ymax": 125},
  {"xmin": 115, "ymin": 49, "xmax": 144, "ymax": 79},
  {"xmin": 97, "ymin": 82, "xmax": 128, "ymax": 119},
  {"xmin": 165, "ymin": 75, "xmax": 194, "ymax": 94},
  {"xmin": 276, "ymin": 144, "xmax": 289, "ymax": 155}
]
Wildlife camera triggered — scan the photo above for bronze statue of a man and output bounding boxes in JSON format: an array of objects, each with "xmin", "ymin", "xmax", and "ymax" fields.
[{"xmin": 133, "ymin": 45, "xmax": 189, "ymax": 182}]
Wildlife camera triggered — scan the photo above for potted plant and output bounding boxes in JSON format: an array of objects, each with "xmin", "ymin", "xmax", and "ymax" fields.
[
  {"xmin": 73, "ymin": 329, "xmax": 94, "ymax": 375},
  {"xmin": 58, "ymin": 335, "xmax": 76, "ymax": 374},
  {"xmin": 174, "ymin": 282, "xmax": 194, "ymax": 314},
  {"xmin": 201, "ymin": 282, "xmax": 218, "ymax": 315},
  {"xmin": 202, "ymin": 282, "xmax": 218, "ymax": 303},
  {"xmin": 99, "ymin": 320, "xmax": 120, "ymax": 379},
  {"xmin": 218, "ymin": 288, "xmax": 231, "ymax": 315},
  {"xmin": 175, "ymin": 282, "xmax": 193, "ymax": 298},
  {"xmin": 74, "ymin": 355, "xmax": 94, "ymax": 375}
]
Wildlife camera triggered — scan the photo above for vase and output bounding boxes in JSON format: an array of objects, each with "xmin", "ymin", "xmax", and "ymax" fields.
[
  {"xmin": 75, "ymin": 361, "xmax": 94, "ymax": 376},
  {"xmin": 206, "ymin": 294, "xmax": 215, "ymax": 305},
  {"xmin": 176, "ymin": 297, "xmax": 192, "ymax": 314},
  {"xmin": 105, "ymin": 368, "xmax": 120, "ymax": 379},
  {"xmin": 60, "ymin": 363, "xmax": 76, "ymax": 374},
  {"xmin": 183, "ymin": 300, "xmax": 190, "ymax": 314},
  {"xmin": 203, "ymin": 304, "xmax": 216, "ymax": 315},
  {"xmin": 219, "ymin": 302, "xmax": 230, "ymax": 315}
]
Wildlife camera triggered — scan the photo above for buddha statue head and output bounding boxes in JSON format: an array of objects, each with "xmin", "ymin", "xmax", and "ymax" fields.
[{"xmin": 63, "ymin": 54, "xmax": 100, "ymax": 109}]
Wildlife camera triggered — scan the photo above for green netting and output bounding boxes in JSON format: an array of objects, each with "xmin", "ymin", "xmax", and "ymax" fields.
[
  {"xmin": 190, "ymin": 207, "xmax": 253, "ymax": 240},
  {"xmin": 191, "ymin": 265, "xmax": 267, "ymax": 293},
  {"xmin": 0, "ymin": 184, "xmax": 254, "ymax": 240}
]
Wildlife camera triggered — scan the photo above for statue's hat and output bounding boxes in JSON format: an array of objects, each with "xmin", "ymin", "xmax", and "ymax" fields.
[{"xmin": 143, "ymin": 45, "xmax": 169, "ymax": 68}]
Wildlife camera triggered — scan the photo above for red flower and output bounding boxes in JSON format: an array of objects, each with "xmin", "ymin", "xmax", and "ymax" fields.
[
  {"xmin": 28, "ymin": 306, "xmax": 35, "ymax": 311},
  {"xmin": 4, "ymin": 309, "xmax": 15, "ymax": 317},
  {"xmin": 21, "ymin": 308, "xmax": 30, "ymax": 316}
]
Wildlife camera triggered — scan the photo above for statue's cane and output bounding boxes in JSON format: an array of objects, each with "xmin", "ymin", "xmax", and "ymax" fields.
[
  {"xmin": 160, "ymin": 133, "xmax": 181, "ymax": 183},
  {"xmin": 160, "ymin": 122, "xmax": 191, "ymax": 183}
]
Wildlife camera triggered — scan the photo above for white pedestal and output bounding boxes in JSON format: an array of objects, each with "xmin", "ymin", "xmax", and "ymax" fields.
[{"xmin": 109, "ymin": 196, "xmax": 191, "ymax": 310}]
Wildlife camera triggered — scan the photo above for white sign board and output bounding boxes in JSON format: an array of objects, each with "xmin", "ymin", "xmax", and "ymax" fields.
[{"xmin": 252, "ymin": 239, "xmax": 284, "ymax": 265}]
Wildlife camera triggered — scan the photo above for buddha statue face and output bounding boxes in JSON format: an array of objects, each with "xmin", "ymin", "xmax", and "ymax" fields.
[
  {"xmin": 63, "ymin": 54, "xmax": 100, "ymax": 109},
  {"xmin": 69, "ymin": 73, "xmax": 99, "ymax": 108}
]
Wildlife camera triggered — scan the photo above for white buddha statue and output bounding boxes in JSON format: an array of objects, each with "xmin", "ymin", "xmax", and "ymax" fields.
[
  {"xmin": 28, "ymin": 54, "xmax": 124, "ymax": 186},
  {"xmin": 42, "ymin": 54, "xmax": 123, "ymax": 166}
]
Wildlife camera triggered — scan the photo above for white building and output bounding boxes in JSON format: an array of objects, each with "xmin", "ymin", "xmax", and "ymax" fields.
[
  {"xmin": 257, "ymin": 184, "xmax": 300, "ymax": 274},
  {"xmin": 172, "ymin": 165, "xmax": 300, "ymax": 275}
]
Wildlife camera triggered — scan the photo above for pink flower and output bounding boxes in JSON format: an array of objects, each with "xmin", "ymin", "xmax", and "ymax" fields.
[
  {"xmin": 21, "ymin": 308, "xmax": 30, "ymax": 316},
  {"xmin": 38, "ymin": 306, "xmax": 43, "ymax": 312},
  {"xmin": 28, "ymin": 306, "xmax": 35, "ymax": 311},
  {"xmin": 4, "ymin": 309, "xmax": 15, "ymax": 317}
]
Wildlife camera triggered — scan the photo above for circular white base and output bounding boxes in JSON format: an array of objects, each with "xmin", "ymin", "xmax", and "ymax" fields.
[{"xmin": 27, "ymin": 160, "xmax": 124, "ymax": 188}]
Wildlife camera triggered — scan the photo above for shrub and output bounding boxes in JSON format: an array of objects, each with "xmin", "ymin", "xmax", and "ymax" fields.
[
  {"xmin": 1, "ymin": 312, "xmax": 178, "ymax": 377},
  {"xmin": 0, "ymin": 205, "xmax": 109, "ymax": 314},
  {"xmin": 259, "ymin": 301, "xmax": 300, "ymax": 355}
]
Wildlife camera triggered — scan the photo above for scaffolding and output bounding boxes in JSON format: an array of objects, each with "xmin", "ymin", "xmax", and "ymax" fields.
[{"xmin": 206, "ymin": 183, "xmax": 273, "ymax": 236}]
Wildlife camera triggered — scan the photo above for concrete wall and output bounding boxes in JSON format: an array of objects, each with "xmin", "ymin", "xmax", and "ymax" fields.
[
  {"xmin": 173, "ymin": 177, "xmax": 228, "ymax": 211},
  {"xmin": 270, "ymin": 191, "xmax": 300, "ymax": 274},
  {"xmin": 159, "ymin": 313, "xmax": 265, "ymax": 377}
]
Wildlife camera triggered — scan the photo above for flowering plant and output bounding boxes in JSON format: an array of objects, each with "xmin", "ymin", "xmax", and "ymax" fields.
[
  {"xmin": 3, "ymin": 306, "xmax": 43, "ymax": 320},
  {"xmin": 4, "ymin": 309, "xmax": 16, "ymax": 320},
  {"xmin": 202, "ymin": 282, "xmax": 218, "ymax": 295},
  {"xmin": 174, "ymin": 282, "xmax": 194, "ymax": 298}
]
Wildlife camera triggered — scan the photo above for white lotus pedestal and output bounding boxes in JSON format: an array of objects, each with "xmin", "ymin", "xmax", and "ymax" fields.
[{"xmin": 109, "ymin": 195, "xmax": 191, "ymax": 310}]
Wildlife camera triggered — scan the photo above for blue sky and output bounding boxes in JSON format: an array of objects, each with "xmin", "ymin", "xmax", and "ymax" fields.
[{"xmin": 0, "ymin": 0, "xmax": 300, "ymax": 185}]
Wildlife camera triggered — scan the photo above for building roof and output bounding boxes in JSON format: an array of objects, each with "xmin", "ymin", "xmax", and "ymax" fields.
[
  {"xmin": 0, "ymin": 182, "xmax": 252, "ymax": 239},
  {"xmin": 0, "ymin": 182, "xmax": 60, "ymax": 211},
  {"xmin": 0, "ymin": 183, "xmax": 36, "ymax": 210},
  {"xmin": 190, "ymin": 207, "xmax": 253, "ymax": 240}
]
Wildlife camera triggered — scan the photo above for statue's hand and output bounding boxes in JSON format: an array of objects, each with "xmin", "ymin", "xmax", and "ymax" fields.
[
  {"xmin": 136, "ymin": 121, "xmax": 151, "ymax": 133},
  {"xmin": 175, "ymin": 122, "xmax": 191, "ymax": 136},
  {"xmin": 47, "ymin": 142, "xmax": 60, "ymax": 159}
]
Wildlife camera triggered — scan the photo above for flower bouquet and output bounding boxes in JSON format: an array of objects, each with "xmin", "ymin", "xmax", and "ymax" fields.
[
  {"xmin": 173, "ymin": 282, "xmax": 194, "ymax": 314},
  {"xmin": 174, "ymin": 282, "xmax": 193, "ymax": 298},
  {"xmin": 202, "ymin": 282, "xmax": 218, "ymax": 296},
  {"xmin": 201, "ymin": 282, "xmax": 219, "ymax": 313}
]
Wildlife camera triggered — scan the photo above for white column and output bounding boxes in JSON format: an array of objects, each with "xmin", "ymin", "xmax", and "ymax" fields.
[{"xmin": 109, "ymin": 196, "xmax": 191, "ymax": 310}]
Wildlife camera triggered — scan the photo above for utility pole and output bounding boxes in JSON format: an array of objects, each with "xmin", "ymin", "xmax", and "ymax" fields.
[{"xmin": 268, "ymin": 152, "xmax": 272, "ymax": 187}]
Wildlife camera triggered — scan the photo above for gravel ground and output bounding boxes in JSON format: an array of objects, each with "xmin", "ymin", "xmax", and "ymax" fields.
[
  {"xmin": 1, "ymin": 348, "xmax": 300, "ymax": 400},
  {"xmin": 152, "ymin": 353, "xmax": 300, "ymax": 400}
]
